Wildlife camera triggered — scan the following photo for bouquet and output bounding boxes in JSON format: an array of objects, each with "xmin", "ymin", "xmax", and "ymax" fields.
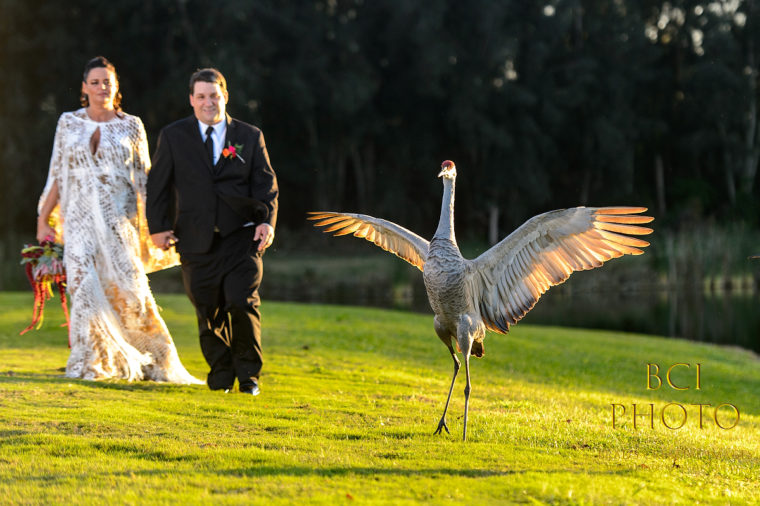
[{"xmin": 19, "ymin": 238, "xmax": 70, "ymax": 340}]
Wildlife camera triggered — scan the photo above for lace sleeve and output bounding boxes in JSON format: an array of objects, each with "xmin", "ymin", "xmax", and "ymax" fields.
[
  {"xmin": 131, "ymin": 116, "xmax": 180, "ymax": 273},
  {"xmin": 38, "ymin": 114, "xmax": 68, "ymax": 241}
]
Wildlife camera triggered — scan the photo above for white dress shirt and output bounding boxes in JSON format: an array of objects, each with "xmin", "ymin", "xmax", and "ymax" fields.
[{"xmin": 198, "ymin": 119, "xmax": 227, "ymax": 165}]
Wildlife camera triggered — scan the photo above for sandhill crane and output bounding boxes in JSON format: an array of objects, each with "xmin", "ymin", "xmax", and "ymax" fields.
[{"xmin": 308, "ymin": 160, "xmax": 653, "ymax": 441}]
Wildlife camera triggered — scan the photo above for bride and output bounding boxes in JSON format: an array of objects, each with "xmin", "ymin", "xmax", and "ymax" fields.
[{"xmin": 36, "ymin": 56, "xmax": 202, "ymax": 384}]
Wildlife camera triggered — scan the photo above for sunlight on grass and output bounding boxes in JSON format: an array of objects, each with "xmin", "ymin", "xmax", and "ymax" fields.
[{"xmin": 0, "ymin": 292, "xmax": 758, "ymax": 504}]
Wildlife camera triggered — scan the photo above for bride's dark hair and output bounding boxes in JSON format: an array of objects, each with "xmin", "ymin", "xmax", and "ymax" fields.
[{"xmin": 80, "ymin": 56, "xmax": 123, "ymax": 112}]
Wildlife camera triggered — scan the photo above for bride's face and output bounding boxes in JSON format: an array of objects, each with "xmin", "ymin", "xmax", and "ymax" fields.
[{"xmin": 82, "ymin": 67, "xmax": 118, "ymax": 110}]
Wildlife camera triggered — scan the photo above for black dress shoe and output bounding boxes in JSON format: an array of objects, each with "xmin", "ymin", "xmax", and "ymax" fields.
[{"xmin": 241, "ymin": 381, "xmax": 260, "ymax": 396}]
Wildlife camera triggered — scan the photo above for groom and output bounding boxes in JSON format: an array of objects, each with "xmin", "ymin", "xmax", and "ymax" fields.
[{"xmin": 147, "ymin": 68, "xmax": 278, "ymax": 396}]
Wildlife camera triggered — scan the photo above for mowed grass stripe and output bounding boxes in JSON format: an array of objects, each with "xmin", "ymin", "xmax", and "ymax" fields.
[{"xmin": 0, "ymin": 292, "xmax": 758, "ymax": 504}]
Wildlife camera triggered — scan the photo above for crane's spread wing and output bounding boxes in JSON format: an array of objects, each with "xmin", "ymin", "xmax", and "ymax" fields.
[
  {"xmin": 307, "ymin": 212, "xmax": 430, "ymax": 271},
  {"xmin": 468, "ymin": 207, "xmax": 653, "ymax": 334}
]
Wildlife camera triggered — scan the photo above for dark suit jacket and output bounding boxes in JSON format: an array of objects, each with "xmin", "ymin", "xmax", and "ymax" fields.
[{"xmin": 147, "ymin": 114, "xmax": 279, "ymax": 254}]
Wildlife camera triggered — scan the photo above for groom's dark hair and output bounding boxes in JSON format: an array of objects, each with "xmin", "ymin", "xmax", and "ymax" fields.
[{"xmin": 189, "ymin": 68, "xmax": 227, "ymax": 94}]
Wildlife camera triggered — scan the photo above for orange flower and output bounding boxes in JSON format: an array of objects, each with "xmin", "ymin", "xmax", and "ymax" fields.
[{"xmin": 222, "ymin": 142, "xmax": 245, "ymax": 162}]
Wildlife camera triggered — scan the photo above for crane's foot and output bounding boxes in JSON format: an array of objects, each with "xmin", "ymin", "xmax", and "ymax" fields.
[{"xmin": 434, "ymin": 418, "xmax": 450, "ymax": 435}]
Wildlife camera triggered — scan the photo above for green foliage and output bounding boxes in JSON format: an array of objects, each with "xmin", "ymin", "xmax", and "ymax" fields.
[
  {"xmin": 3, "ymin": 0, "xmax": 760, "ymax": 251},
  {"xmin": 0, "ymin": 292, "xmax": 758, "ymax": 504}
]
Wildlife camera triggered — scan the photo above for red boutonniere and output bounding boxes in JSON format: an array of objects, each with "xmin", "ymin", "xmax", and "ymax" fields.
[
  {"xmin": 222, "ymin": 142, "xmax": 245, "ymax": 163},
  {"xmin": 19, "ymin": 237, "xmax": 70, "ymax": 341}
]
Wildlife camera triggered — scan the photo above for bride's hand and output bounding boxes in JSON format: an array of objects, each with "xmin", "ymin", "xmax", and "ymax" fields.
[{"xmin": 37, "ymin": 217, "xmax": 55, "ymax": 243}]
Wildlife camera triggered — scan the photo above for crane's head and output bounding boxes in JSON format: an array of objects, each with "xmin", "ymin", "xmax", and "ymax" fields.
[{"xmin": 438, "ymin": 160, "xmax": 457, "ymax": 179}]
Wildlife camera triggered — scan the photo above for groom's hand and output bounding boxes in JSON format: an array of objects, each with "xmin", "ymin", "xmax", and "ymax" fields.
[
  {"xmin": 151, "ymin": 231, "xmax": 178, "ymax": 250},
  {"xmin": 254, "ymin": 223, "xmax": 274, "ymax": 251}
]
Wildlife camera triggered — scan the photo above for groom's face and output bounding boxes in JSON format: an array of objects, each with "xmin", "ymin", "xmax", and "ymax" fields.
[{"xmin": 190, "ymin": 81, "xmax": 228, "ymax": 125}]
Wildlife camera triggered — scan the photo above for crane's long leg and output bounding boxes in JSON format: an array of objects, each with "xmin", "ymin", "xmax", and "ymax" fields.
[
  {"xmin": 457, "ymin": 314, "xmax": 480, "ymax": 442},
  {"xmin": 434, "ymin": 343, "xmax": 460, "ymax": 435},
  {"xmin": 462, "ymin": 349, "xmax": 472, "ymax": 442}
]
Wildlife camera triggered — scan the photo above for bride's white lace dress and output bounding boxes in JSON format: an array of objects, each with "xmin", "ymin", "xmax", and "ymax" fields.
[{"xmin": 39, "ymin": 109, "xmax": 202, "ymax": 384}]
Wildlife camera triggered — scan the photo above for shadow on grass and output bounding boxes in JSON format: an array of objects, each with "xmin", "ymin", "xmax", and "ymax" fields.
[
  {"xmin": 0, "ymin": 372, "xmax": 198, "ymax": 392},
  {"xmin": 232, "ymin": 464, "xmax": 640, "ymax": 479},
  {"xmin": 15, "ymin": 464, "xmax": 641, "ymax": 483}
]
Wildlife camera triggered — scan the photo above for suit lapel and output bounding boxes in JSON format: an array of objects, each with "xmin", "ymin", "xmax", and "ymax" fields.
[{"xmin": 214, "ymin": 114, "xmax": 236, "ymax": 173}]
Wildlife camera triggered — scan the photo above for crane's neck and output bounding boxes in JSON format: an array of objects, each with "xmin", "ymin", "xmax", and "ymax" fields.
[{"xmin": 434, "ymin": 176, "xmax": 456, "ymax": 242}]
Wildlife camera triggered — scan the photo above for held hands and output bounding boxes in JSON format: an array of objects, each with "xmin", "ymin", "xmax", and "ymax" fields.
[
  {"xmin": 254, "ymin": 223, "xmax": 274, "ymax": 251},
  {"xmin": 150, "ymin": 231, "xmax": 178, "ymax": 251},
  {"xmin": 149, "ymin": 226, "xmax": 272, "ymax": 252}
]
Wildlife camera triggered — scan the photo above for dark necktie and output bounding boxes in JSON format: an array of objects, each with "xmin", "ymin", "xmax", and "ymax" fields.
[{"xmin": 205, "ymin": 126, "xmax": 214, "ymax": 164}]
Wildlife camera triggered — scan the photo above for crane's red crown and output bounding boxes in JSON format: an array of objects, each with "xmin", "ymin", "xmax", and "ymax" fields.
[{"xmin": 438, "ymin": 160, "xmax": 457, "ymax": 179}]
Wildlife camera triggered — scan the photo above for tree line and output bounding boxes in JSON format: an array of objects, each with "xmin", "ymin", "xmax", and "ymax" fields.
[{"xmin": 1, "ymin": 0, "xmax": 759, "ymax": 249}]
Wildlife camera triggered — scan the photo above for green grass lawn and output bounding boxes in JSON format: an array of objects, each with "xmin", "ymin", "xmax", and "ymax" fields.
[{"xmin": 0, "ymin": 291, "xmax": 758, "ymax": 504}]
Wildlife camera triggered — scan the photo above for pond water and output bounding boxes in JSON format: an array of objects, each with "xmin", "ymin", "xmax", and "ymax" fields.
[
  {"xmin": 521, "ymin": 289, "xmax": 760, "ymax": 354},
  {"xmin": 281, "ymin": 278, "xmax": 760, "ymax": 355},
  {"xmin": 152, "ymin": 264, "xmax": 760, "ymax": 354}
]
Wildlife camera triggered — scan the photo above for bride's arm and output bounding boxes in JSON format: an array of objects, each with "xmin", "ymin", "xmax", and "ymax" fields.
[
  {"xmin": 37, "ymin": 181, "xmax": 59, "ymax": 243},
  {"xmin": 37, "ymin": 113, "xmax": 68, "ymax": 244}
]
